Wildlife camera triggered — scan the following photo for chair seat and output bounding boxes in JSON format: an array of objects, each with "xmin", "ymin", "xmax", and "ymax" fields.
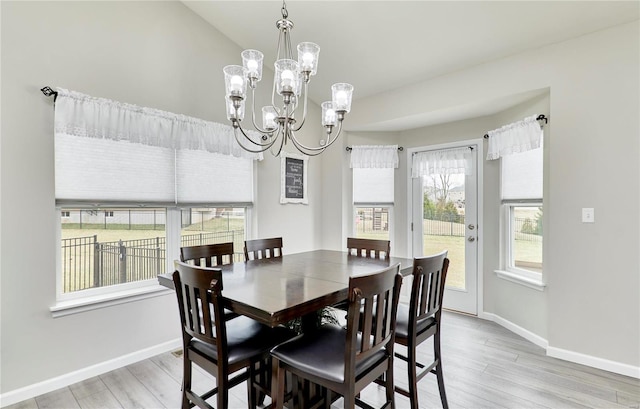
[
  {"xmin": 191, "ymin": 316, "xmax": 294, "ymax": 366},
  {"xmin": 394, "ymin": 303, "xmax": 436, "ymax": 340},
  {"xmin": 271, "ymin": 324, "xmax": 387, "ymax": 384}
]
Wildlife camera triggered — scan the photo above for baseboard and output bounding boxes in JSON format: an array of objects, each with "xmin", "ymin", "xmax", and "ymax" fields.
[
  {"xmin": 547, "ymin": 346, "xmax": 640, "ymax": 379},
  {"xmin": 0, "ymin": 338, "xmax": 182, "ymax": 408},
  {"xmin": 482, "ymin": 312, "xmax": 640, "ymax": 379},
  {"xmin": 481, "ymin": 312, "xmax": 549, "ymax": 349}
]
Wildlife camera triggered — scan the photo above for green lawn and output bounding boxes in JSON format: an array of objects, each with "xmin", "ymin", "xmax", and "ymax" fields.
[{"xmin": 423, "ymin": 235, "xmax": 465, "ymax": 289}]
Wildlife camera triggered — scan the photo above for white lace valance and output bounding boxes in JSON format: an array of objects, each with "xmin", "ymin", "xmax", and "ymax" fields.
[
  {"xmin": 349, "ymin": 145, "xmax": 399, "ymax": 169},
  {"xmin": 54, "ymin": 88, "xmax": 263, "ymax": 161},
  {"xmin": 486, "ymin": 115, "xmax": 542, "ymax": 160},
  {"xmin": 412, "ymin": 147, "xmax": 472, "ymax": 177}
]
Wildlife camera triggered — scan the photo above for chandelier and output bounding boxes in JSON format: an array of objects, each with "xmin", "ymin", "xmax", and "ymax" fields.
[{"xmin": 223, "ymin": 1, "xmax": 353, "ymax": 157}]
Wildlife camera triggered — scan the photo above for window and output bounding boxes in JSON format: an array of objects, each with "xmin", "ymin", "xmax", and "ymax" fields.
[
  {"xmin": 352, "ymin": 167, "xmax": 395, "ymax": 241},
  {"xmin": 53, "ymin": 88, "xmax": 258, "ymax": 308},
  {"xmin": 350, "ymin": 145, "xmax": 399, "ymax": 243},
  {"xmin": 60, "ymin": 208, "xmax": 166, "ymax": 293},
  {"xmin": 181, "ymin": 207, "xmax": 246, "ymax": 263},
  {"xmin": 500, "ymin": 137, "xmax": 543, "ymax": 279},
  {"xmin": 354, "ymin": 206, "xmax": 391, "ymax": 240},
  {"xmin": 505, "ymin": 205, "xmax": 542, "ymax": 273}
]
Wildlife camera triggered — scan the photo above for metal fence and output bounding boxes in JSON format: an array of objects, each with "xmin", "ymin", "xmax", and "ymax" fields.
[
  {"xmin": 61, "ymin": 230, "xmax": 244, "ymax": 293},
  {"xmin": 420, "ymin": 216, "xmax": 541, "ymax": 242}
]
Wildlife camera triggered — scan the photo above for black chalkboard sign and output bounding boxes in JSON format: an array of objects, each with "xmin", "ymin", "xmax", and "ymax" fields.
[{"xmin": 284, "ymin": 157, "xmax": 304, "ymax": 199}]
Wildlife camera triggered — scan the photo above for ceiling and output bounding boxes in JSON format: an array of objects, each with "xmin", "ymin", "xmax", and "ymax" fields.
[{"xmin": 184, "ymin": 1, "xmax": 639, "ymax": 131}]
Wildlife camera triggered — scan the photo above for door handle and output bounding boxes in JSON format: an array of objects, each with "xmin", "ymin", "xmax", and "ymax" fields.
[
  {"xmin": 468, "ymin": 224, "xmax": 475, "ymax": 230},
  {"xmin": 468, "ymin": 236, "xmax": 476, "ymax": 242}
]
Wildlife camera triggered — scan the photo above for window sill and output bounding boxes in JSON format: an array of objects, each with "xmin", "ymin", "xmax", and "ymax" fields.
[
  {"xmin": 50, "ymin": 284, "xmax": 173, "ymax": 318},
  {"xmin": 495, "ymin": 269, "xmax": 546, "ymax": 291}
]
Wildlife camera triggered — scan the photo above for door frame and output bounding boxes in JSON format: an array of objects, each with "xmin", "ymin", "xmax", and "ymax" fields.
[{"xmin": 406, "ymin": 139, "xmax": 484, "ymax": 316}]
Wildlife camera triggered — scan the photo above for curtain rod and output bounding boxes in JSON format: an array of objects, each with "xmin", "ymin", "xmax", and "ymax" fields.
[
  {"xmin": 346, "ymin": 146, "xmax": 404, "ymax": 152},
  {"xmin": 484, "ymin": 114, "xmax": 548, "ymax": 139},
  {"xmin": 41, "ymin": 86, "xmax": 58, "ymax": 102}
]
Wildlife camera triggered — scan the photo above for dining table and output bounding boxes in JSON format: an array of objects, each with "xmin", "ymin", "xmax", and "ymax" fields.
[{"xmin": 158, "ymin": 249, "xmax": 414, "ymax": 327}]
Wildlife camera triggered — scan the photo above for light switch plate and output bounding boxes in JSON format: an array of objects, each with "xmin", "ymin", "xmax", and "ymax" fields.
[{"xmin": 582, "ymin": 208, "xmax": 594, "ymax": 223}]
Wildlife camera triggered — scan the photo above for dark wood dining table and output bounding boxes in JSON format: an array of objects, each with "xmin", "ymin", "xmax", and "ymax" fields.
[{"xmin": 158, "ymin": 249, "xmax": 414, "ymax": 327}]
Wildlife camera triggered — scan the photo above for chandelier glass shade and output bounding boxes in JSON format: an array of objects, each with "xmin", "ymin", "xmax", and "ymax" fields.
[{"xmin": 223, "ymin": 1, "xmax": 353, "ymax": 157}]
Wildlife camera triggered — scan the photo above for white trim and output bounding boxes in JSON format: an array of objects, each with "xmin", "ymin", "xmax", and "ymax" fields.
[
  {"xmin": 547, "ymin": 346, "xmax": 640, "ymax": 379},
  {"xmin": 495, "ymin": 269, "xmax": 546, "ymax": 291},
  {"xmin": 481, "ymin": 312, "xmax": 640, "ymax": 379},
  {"xmin": 482, "ymin": 312, "xmax": 548, "ymax": 349},
  {"xmin": 0, "ymin": 338, "xmax": 182, "ymax": 407},
  {"xmin": 50, "ymin": 284, "xmax": 173, "ymax": 318},
  {"xmin": 476, "ymin": 140, "xmax": 484, "ymax": 317}
]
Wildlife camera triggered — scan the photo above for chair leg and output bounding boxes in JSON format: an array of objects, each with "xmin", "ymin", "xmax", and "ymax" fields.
[
  {"xmin": 385, "ymin": 360, "xmax": 395, "ymax": 408},
  {"xmin": 217, "ymin": 368, "xmax": 229, "ymax": 409},
  {"xmin": 271, "ymin": 357, "xmax": 286, "ymax": 409},
  {"xmin": 247, "ymin": 361, "xmax": 257, "ymax": 409},
  {"xmin": 407, "ymin": 342, "xmax": 419, "ymax": 409},
  {"xmin": 344, "ymin": 389, "xmax": 356, "ymax": 409},
  {"xmin": 258, "ymin": 358, "xmax": 268, "ymax": 405},
  {"xmin": 434, "ymin": 333, "xmax": 449, "ymax": 409},
  {"xmin": 182, "ymin": 352, "xmax": 191, "ymax": 409}
]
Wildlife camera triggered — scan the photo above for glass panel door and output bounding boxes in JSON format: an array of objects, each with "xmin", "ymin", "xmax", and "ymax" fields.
[{"xmin": 412, "ymin": 145, "xmax": 478, "ymax": 315}]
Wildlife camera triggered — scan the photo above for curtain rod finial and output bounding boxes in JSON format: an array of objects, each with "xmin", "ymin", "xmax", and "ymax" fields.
[{"xmin": 41, "ymin": 86, "xmax": 58, "ymax": 102}]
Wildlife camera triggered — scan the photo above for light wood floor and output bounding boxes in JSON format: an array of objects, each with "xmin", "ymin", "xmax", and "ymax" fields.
[{"xmin": 6, "ymin": 311, "xmax": 639, "ymax": 409}]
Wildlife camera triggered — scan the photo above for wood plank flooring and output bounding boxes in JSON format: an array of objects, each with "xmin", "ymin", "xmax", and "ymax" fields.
[{"xmin": 6, "ymin": 311, "xmax": 639, "ymax": 408}]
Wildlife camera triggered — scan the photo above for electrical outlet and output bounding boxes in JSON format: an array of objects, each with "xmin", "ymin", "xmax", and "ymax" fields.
[{"xmin": 582, "ymin": 208, "xmax": 594, "ymax": 223}]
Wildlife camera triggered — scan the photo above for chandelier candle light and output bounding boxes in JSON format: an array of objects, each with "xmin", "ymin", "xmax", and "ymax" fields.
[{"xmin": 223, "ymin": 1, "xmax": 353, "ymax": 156}]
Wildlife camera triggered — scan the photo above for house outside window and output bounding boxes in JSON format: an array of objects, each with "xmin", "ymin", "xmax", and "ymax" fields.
[{"xmin": 354, "ymin": 206, "xmax": 391, "ymax": 240}]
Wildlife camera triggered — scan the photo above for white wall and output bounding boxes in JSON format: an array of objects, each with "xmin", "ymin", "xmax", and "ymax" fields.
[
  {"xmin": 331, "ymin": 21, "xmax": 640, "ymax": 372},
  {"xmin": 0, "ymin": 0, "xmax": 322, "ymax": 400}
]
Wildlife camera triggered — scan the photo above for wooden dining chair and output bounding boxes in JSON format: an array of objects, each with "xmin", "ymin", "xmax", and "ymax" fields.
[
  {"xmin": 270, "ymin": 263, "xmax": 403, "ymax": 409},
  {"xmin": 180, "ymin": 242, "xmax": 236, "ymax": 267},
  {"xmin": 180, "ymin": 242, "xmax": 239, "ymax": 322},
  {"xmin": 390, "ymin": 250, "xmax": 450, "ymax": 409},
  {"xmin": 244, "ymin": 237, "xmax": 283, "ymax": 261},
  {"xmin": 333, "ymin": 237, "xmax": 391, "ymax": 311},
  {"xmin": 172, "ymin": 261, "xmax": 294, "ymax": 409},
  {"xmin": 346, "ymin": 237, "xmax": 391, "ymax": 259}
]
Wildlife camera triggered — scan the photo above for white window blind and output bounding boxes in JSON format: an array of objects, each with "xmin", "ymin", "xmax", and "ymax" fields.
[
  {"xmin": 353, "ymin": 168, "xmax": 395, "ymax": 204},
  {"xmin": 54, "ymin": 88, "xmax": 256, "ymax": 205},
  {"xmin": 55, "ymin": 134, "xmax": 176, "ymax": 203},
  {"xmin": 351, "ymin": 145, "xmax": 398, "ymax": 205},
  {"xmin": 177, "ymin": 149, "xmax": 253, "ymax": 204},
  {"xmin": 501, "ymin": 137, "xmax": 543, "ymax": 201}
]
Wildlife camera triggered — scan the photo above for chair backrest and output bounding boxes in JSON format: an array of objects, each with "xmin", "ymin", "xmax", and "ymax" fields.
[
  {"xmin": 344, "ymin": 263, "xmax": 403, "ymax": 378},
  {"xmin": 244, "ymin": 237, "xmax": 283, "ymax": 261},
  {"xmin": 409, "ymin": 251, "xmax": 449, "ymax": 335},
  {"xmin": 346, "ymin": 237, "xmax": 391, "ymax": 259},
  {"xmin": 173, "ymin": 261, "xmax": 228, "ymax": 354},
  {"xmin": 180, "ymin": 242, "xmax": 235, "ymax": 267}
]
